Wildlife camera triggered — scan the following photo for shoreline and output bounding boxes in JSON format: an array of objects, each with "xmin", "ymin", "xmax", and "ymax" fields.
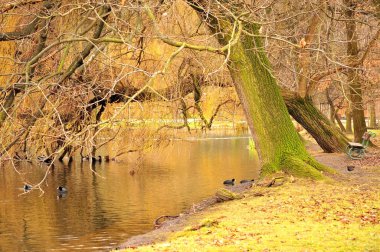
[
  {"xmin": 115, "ymin": 181, "xmax": 255, "ymax": 250},
  {"xmin": 114, "ymin": 139, "xmax": 380, "ymax": 251}
]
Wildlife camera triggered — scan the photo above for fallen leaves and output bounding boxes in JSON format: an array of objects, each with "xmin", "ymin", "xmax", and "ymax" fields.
[{"xmin": 119, "ymin": 164, "xmax": 380, "ymax": 252}]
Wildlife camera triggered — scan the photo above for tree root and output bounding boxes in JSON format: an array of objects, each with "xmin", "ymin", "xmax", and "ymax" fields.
[
  {"xmin": 154, "ymin": 215, "xmax": 179, "ymax": 228},
  {"xmin": 215, "ymin": 188, "xmax": 244, "ymax": 202},
  {"xmin": 281, "ymin": 155, "xmax": 327, "ymax": 179}
]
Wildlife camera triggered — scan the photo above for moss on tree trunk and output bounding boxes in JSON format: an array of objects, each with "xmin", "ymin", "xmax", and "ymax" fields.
[
  {"xmin": 282, "ymin": 90, "xmax": 349, "ymax": 152},
  {"xmin": 217, "ymin": 23, "xmax": 334, "ymax": 178}
]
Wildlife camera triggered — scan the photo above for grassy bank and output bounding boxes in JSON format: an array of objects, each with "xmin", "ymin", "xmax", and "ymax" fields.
[{"xmin": 116, "ymin": 158, "xmax": 380, "ymax": 251}]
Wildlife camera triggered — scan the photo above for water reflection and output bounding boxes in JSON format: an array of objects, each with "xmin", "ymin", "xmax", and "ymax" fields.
[{"xmin": 0, "ymin": 136, "xmax": 259, "ymax": 251}]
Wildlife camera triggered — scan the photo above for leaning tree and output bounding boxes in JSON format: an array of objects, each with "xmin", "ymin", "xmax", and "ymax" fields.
[{"xmin": 161, "ymin": 0, "xmax": 335, "ymax": 178}]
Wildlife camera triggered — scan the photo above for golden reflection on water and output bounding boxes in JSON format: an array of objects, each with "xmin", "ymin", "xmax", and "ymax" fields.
[{"xmin": 0, "ymin": 136, "xmax": 259, "ymax": 251}]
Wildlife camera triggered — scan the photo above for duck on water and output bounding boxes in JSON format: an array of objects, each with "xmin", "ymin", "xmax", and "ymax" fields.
[
  {"xmin": 57, "ymin": 186, "xmax": 67, "ymax": 193},
  {"xmin": 82, "ymin": 156, "xmax": 102, "ymax": 162},
  {"xmin": 223, "ymin": 179, "xmax": 255, "ymax": 186},
  {"xmin": 37, "ymin": 155, "xmax": 53, "ymax": 164},
  {"xmin": 24, "ymin": 184, "xmax": 32, "ymax": 191}
]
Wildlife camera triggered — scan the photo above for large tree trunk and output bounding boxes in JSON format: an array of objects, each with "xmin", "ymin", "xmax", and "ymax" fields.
[
  {"xmin": 297, "ymin": 0, "xmax": 325, "ymax": 98},
  {"xmin": 325, "ymin": 89, "xmax": 336, "ymax": 123},
  {"xmin": 369, "ymin": 101, "xmax": 377, "ymax": 128},
  {"xmin": 345, "ymin": 0, "xmax": 367, "ymax": 142},
  {"xmin": 282, "ymin": 90, "xmax": 349, "ymax": 152},
  {"xmin": 335, "ymin": 113, "xmax": 346, "ymax": 132},
  {"xmin": 213, "ymin": 21, "xmax": 333, "ymax": 178},
  {"xmin": 291, "ymin": 0, "xmax": 348, "ymax": 151},
  {"xmin": 345, "ymin": 108, "xmax": 353, "ymax": 133},
  {"xmin": 324, "ymin": 88, "xmax": 346, "ymax": 132}
]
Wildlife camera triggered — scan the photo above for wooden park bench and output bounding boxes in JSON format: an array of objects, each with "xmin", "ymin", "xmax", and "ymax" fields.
[{"xmin": 346, "ymin": 131, "xmax": 376, "ymax": 160}]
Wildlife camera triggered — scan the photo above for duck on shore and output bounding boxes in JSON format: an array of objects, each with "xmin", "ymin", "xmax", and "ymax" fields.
[
  {"xmin": 223, "ymin": 178, "xmax": 235, "ymax": 185},
  {"xmin": 347, "ymin": 166, "xmax": 355, "ymax": 171},
  {"xmin": 240, "ymin": 179, "xmax": 255, "ymax": 184}
]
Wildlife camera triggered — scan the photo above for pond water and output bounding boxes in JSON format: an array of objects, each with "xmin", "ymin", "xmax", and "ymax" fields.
[{"xmin": 0, "ymin": 134, "xmax": 259, "ymax": 251}]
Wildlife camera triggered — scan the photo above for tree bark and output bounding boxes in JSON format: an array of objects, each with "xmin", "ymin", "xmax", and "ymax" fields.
[
  {"xmin": 182, "ymin": 0, "xmax": 337, "ymax": 177},
  {"xmin": 204, "ymin": 15, "xmax": 333, "ymax": 177},
  {"xmin": 345, "ymin": 0, "xmax": 367, "ymax": 142},
  {"xmin": 324, "ymin": 89, "xmax": 345, "ymax": 132},
  {"xmin": 325, "ymin": 89, "xmax": 336, "ymax": 123},
  {"xmin": 0, "ymin": 18, "xmax": 39, "ymax": 41},
  {"xmin": 283, "ymin": 90, "xmax": 349, "ymax": 152},
  {"xmin": 345, "ymin": 108, "xmax": 353, "ymax": 133},
  {"xmin": 369, "ymin": 100, "xmax": 376, "ymax": 128},
  {"xmin": 335, "ymin": 113, "xmax": 346, "ymax": 132},
  {"xmin": 297, "ymin": 0, "xmax": 324, "ymax": 98}
]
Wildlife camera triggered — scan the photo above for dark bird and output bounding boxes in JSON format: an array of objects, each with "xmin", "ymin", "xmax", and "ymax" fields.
[
  {"xmin": 240, "ymin": 179, "xmax": 255, "ymax": 184},
  {"xmin": 24, "ymin": 184, "xmax": 32, "ymax": 191},
  {"xmin": 223, "ymin": 178, "xmax": 235, "ymax": 185},
  {"xmin": 37, "ymin": 155, "xmax": 53, "ymax": 164},
  {"xmin": 57, "ymin": 186, "xmax": 67, "ymax": 193},
  {"xmin": 91, "ymin": 156, "xmax": 102, "ymax": 163},
  {"xmin": 347, "ymin": 166, "xmax": 355, "ymax": 171}
]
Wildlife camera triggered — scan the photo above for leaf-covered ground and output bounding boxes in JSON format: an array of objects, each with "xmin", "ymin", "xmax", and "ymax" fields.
[{"xmin": 118, "ymin": 173, "xmax": 379, "ymax": 251}]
